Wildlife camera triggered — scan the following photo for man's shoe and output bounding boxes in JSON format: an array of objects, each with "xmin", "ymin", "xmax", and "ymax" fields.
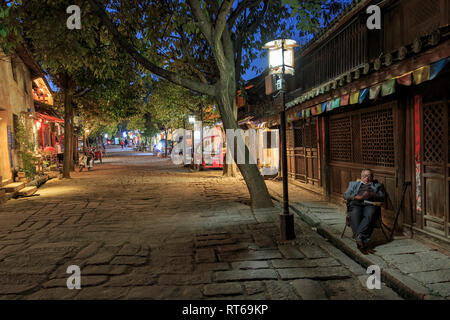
[
  {"xmin": 358, "ymin": 246, "xmax": 369, "ymax": 255},
  {"xmin": 355, "ymin": 235, "xmax": 364, "ymax": 249}
]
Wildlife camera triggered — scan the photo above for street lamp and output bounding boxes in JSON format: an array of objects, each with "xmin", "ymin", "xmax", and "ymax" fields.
[{"xmin": 263, "ymin": 39, "xmax": 298, "ymax": 241}]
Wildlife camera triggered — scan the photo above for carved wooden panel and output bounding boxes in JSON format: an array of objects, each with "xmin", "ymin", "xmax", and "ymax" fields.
[
  {"xmin": 351, "ymin": 114, "xmax": 362, "ymax": 164},
  {"xmin": 293, "ymin": 120, "xmax": 304, "ymax": 148},
  {"xmin": 360, "ymin": 107, "xmax": 395, "ymax": 167},
  {"xmin": 421, "ymin": 100, "xmax": 449, "ymax": 236},
  {"xmin": 423, "ymin": 102, "xmax": 445, "ymax": 164},
  {"xmin": 329, "ymin": 116, "xmax": 352, "ymax": 162}
]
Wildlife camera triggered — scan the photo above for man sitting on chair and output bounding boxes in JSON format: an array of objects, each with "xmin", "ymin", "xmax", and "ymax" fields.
[{"xmin": 344, "ymin": 169, "xmax": 385, "ymax": 250}]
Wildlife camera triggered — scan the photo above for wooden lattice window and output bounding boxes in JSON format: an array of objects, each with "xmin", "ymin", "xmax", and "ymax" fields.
[
  {"xmin": 293, "ymin": 120, "xmax": 304, "ymax": 148},
  {"xmin": 423, "ymin": 102, "xmax": 446, "ymax": 164},
  {"xmin": 305, "ymin": 121, "xmax": 317, "ymax": 148},
  {"xmin": 329, "ymin": 116, "xmax": 352, "ymax": 162},
  {"xmin": 352, "ymin": 114, "xmax": 362, "ymax": 163},
  {"xmin": 286, "ymin": 126, "xmax": 294, "ymax": 149},
  {"xmin": 360, "ymin": 108, "xmax": 395, "ymax": 167}
]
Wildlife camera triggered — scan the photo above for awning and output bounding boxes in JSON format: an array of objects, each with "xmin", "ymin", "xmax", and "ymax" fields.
[{"xmin": 36, "ymin": 113, "xmax": 64, "ymax": 124}]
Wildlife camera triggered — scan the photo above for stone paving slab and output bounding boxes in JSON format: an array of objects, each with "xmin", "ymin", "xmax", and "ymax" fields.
[
  {"xmin": 290, "ymin": 279, "xmax": 328, "ymax": 300},
  {"xmin": 277, "ymin": 266, "xmax": 352, "ymax": 280},
  {"xmin": 214, "ymin": 269, "xmax": 278, "ymax": 282}
]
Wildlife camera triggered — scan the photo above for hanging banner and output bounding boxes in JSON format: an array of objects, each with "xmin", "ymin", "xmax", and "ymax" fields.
[
  {"xmin": 429, "ymin": 58, "xmax": 449, "ymax": 80},
  {"xmin": 381, "ymin": 79, "xmax": 396, "ymax": 97},
  {"xmin": 396, "ymin": 72, "xmax": 412, "ymax": 86},
  {"xmin": 414, "ymin": 95, "xmax": 422, "ymax": 215},
  {"xmin": 359, "ymin": 88, "xmax": 369, "ymax": 104},
  {"xmin": 413, "ymin": 65, "xmax": 430, "ymax": 85},
  {"xmin": 326, "ymin": 100, "xmax": 333, "ymax": 112},
  {"xmin": 369, "ymin": 85, "xmax": 381, "ymax": 100},
  {"xmin": 332, "ymin": 97, "xmax": 341, "ymax": 109},
  {"xmin": 316, "ymin": 104, "xmax": 323, "ymax": 115},
  {"xmin": 305, "ymin": 108, "xmax": 311, "ymax": 118},
  {"xmin": 296, "ymin": 111, "xmax": 302, "ymax": 119},
  {"xmin": 340, "ymin": 94, "xmax": 349, "ymax": 106},
  {"xmin": 311, "ymin": 106, "xmax": 317, "ymax": 116},
  {"xmin": 350, "ymin": 91, "xmax": 359, "ymax": 104},
  {"xmin": 321, "ymin": 102, "xmax": 327, "ymax": 113}
]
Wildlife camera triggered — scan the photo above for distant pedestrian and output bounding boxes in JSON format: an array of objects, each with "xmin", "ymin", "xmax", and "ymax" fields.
[
  {"xmin": 120, "ymin": 140, "xmax": 124, "ymax": 149},
  {"xmin": 124, "ymin": 139, "xmax": 128, "ymax": 148}
]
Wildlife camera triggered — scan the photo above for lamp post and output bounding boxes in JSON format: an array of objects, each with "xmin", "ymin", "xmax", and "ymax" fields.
[{"xmin": 263, "ymin": 39, "xmax": 298, "ymax": 241}]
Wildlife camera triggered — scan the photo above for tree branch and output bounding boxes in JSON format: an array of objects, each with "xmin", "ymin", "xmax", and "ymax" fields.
[
  {"xmin": 228, "ymin": 0, "xmax": 259, "ymax": 27},
  {"xmin": 214, "ymin": 0, "xmax": 234, "ymax": 43},
  {"xmin": 187, "ymin": 0, "xmax": 213, "ymax": 44},
  {"xmin": 87, "ymin": 0, "xmax": 215, "ymax": 96}
]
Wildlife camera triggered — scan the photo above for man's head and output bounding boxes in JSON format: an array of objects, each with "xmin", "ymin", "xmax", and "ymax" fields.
[{"xmin": 361, "ymin": 169, "xmax": 374, "ymax": 184}]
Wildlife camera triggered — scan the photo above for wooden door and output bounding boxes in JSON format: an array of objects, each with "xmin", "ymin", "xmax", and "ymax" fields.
[
  {"xmin": 421, "ymin": 99, "xmax": 450, "ymax": 238},
  {"xmin": 292, "ymin": 119, "xmax": 320, "ymax": 186}
]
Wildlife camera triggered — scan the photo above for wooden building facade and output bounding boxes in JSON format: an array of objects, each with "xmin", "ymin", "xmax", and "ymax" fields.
[{"xmin": 242, "ymin": 0, "xmax": 450, "ymax": 242}]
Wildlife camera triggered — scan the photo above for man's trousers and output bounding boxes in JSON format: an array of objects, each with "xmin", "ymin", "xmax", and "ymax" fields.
[{"xmin": 350, "ymin": 204, "xmax": 379, "ymax": 241}]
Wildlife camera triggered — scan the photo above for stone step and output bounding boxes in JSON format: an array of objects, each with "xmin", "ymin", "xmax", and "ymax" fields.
[
  {"xmin": 1, "ymin": 182, "xmax": 25, "ymax": 193},
  {"xmin": 1, "ymin": 178, "xmax": 13, "ymax": 187},
  {"xmin": 17, "ymin": 186, "xmax": 38, "ymax": 197}
]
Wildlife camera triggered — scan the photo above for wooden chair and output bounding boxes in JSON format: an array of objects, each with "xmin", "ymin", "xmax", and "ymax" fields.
[{"xmin": 340, "ymin": 180, "xmax": 390, "ymax": 241}]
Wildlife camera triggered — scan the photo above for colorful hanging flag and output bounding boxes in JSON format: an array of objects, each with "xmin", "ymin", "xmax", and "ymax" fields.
[
  {"xmin": 311, "ymin": 106, "xmax": 317, "ymax": 116},
  {"xmin": 340, "ymin": 94, "xmax": 349, "ymax": 106},
  {"xmin": 322, "ymin": 102, "xmax": 327, "ymax": 113},
  {"xmin": 359, "ymin": 88, "xmax": 369, "ymax": 104},
  {"xmin": 350, "ymin": 91, "xmax": 359, "ymax": 104},
  {"xmin": 297, "ymin": 111, "xmax": 301, "ymax": 119},
  {"xmin": 413, "ymin": 65, "xmax": 430, "ymax": 85},
  {"xmin": 287, "ymin": 115, "xmax": 291, "ymax": 122},
  {"xmin": 332, "ymin": 97, "xmax": 341, "ymax": 109},
  {"xmin": 369, "ymin": 85, "xmax": 381, "ymax": 100},
  {"xmin": 382, "ymin": 79, "xmax": 396, "ymax": 96},
  {"xmin": 326, "ymin": 100, "xmax": 333, "ymax": 112},
  {"xmin": 430, "ymin": 58, "xmax": 449, "ymax": 80},
  {"xmin": 396, "ymin": 72, "xmax": 412, "ymax": 86},
  {"xmin": 316, "ymin": 104, "xmax": 323, "ymax": 115},
  {"xmin": 305, "ymin": 108, "xmax": 311, "ymax": 118}
]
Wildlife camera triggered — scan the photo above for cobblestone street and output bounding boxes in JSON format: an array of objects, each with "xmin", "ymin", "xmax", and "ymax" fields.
[{"xmin": 0, "ymin": 148, "xmax": 401, "ymax": 300}]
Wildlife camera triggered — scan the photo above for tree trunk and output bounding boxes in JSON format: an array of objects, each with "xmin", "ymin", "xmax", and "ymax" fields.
[
  {"xmin": 164, "ymin": 128, "xmax": 168, "ymax": 158},
  {"xmin": 217, "ymin": 81, "xmax": 273, "ymax": 209},
  {"xmin": 223, "ymin": 95, "xmax": 238, "ymax": 177},
  {"xmin": 62, "ymin": 75, "xmax": 73, "ymax": 179}
]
